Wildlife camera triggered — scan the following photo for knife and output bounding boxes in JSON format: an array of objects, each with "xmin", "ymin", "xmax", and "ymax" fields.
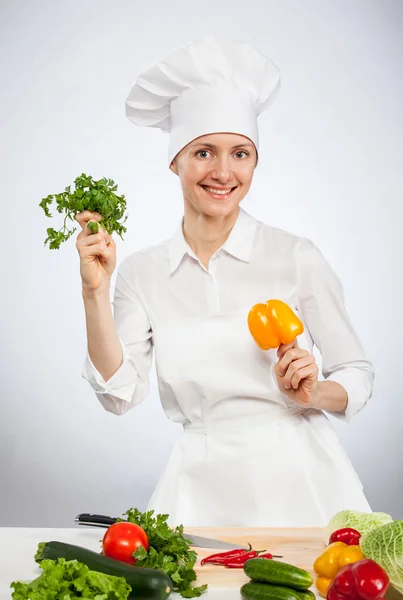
[{"xmin": 75, "ymin": 513, "xmax": 249, "ymax": 550}]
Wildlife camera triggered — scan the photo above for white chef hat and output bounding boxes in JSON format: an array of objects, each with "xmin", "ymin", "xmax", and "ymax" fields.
[{"xmin": 125, "ymin": 34, "xmax": 281, "ymax": 166}]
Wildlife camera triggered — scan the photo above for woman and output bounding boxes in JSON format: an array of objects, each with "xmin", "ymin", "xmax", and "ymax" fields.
[{"xmin": 78, "ymin": 35, "xmax": 373, "ymax": 527}]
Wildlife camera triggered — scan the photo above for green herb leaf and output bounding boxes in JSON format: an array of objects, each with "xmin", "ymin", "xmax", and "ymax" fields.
[
  {"xmin": 87, "ymin": 221, "xmax": 99, "ymax": 234},
  {"xmin": 39, "ymin": 173, "xmax": 128, "ymax": 249},
  {"xmin": 124, "ymin": 508, "xmax": 207, "ymax": 598}
]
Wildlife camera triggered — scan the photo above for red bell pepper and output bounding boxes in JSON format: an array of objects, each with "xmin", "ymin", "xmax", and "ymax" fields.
[
  {"xmin": 329, "ymin": 528, "xmax": 362, "ymax": 546},
  {"xmin": 327, "ymin": 559, "xmax": 389, "ymax": 600}
]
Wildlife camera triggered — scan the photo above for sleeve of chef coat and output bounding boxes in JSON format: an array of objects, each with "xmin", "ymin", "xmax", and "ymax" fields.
[
  {"xmin": 295, "ymin": 238, "xmax": 374, "ymax": 422},
  {"xmin": 81, "ymin": 259, "xmax": 153, "ymax": 416}
]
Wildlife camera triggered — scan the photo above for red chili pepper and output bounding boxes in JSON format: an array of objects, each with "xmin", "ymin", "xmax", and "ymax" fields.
[
  {"xmin": 223, "ymin": 550, "xmax": 260, "ymax": 568},
  {"xmin": 327, "ymin": 559, "xmax": 390, "ymax": 600},
  {"xmin": 200, "ymin": 544, "xmax": 252, "ymax": 565},
  {"xmin": 223, "ymin": 551, "xmax": 282, "ymax": 568},
  {"xmin": 329, "ymin": 527, "xmax": 362, "ymax": 546}
]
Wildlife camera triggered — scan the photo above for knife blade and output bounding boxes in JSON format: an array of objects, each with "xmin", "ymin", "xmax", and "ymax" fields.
[{"xmin": 75, "ymin": 513, "xmax": 249, "ymax": 550}]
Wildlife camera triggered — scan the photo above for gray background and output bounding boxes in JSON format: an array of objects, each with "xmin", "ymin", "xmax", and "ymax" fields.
[{"xmin": 1, "ymin": 0, "xmax": 402, "ymax": 526}]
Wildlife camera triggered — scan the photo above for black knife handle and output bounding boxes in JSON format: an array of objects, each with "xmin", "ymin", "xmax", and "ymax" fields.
[{"xmin": 75, "ymin": 513, "xmax": 118, "ymax": 526}]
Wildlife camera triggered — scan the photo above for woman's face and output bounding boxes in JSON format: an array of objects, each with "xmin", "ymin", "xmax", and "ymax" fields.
[{"xmin": 170, "ymin": 132, "xmax": 257, "ymax": 219}]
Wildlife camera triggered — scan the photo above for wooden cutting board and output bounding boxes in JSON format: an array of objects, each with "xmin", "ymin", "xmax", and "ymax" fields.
[{"xmin": 188, "ymin": 527, "xmax": 325, "ymax": 588}]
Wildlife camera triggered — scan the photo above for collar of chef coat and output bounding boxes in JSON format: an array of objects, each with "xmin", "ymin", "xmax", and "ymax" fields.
[{"xmin": 168, "ymin": 207, "xmax": 258, "ymax": 274}]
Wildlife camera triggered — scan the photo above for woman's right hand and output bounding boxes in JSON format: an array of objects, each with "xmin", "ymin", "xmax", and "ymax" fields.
[{"xmin": 75, "ymin": 211, "xmax": 117, "ymax": 295}]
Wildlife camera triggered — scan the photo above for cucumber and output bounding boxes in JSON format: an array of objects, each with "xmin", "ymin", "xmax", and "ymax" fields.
[
  {"xmin": 37, "ymin": 541, "xmax": 171, "ymax": 599},
  {"xmin": 297, "ymin": 592, "xmax": 316, "ymax": 600},
  {"xmin": 241, "ymin": 582, "xmax": 303, "ymax": 600},
  {"xmin": 244, "ymin": 558, "xmax": 313, "ymax": 591}
]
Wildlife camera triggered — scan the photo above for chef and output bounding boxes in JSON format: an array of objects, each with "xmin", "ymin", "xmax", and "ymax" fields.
[{"xmin": 78, "ymin": 35, "xmax": 374, "ymax": 527}]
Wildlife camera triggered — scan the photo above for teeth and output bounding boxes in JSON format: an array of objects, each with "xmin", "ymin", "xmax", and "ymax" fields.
[{"xmin": 203, "ymin": 186, "xmax": 234, "ymax": 195}]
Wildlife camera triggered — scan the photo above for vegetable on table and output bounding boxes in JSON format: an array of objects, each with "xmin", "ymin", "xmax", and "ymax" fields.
[
  {"xmin": 298, "ymin": 592, "xmax": 316, "ymax": 600},
  {"xmin": 329, "ymin": 527, "xmax": 362, "ymax": 546},
  {"xmin": 243, "ymin": 558, "xmax": 313, "ymax": 591},
  {"xmin": 248, "ymin": 299, "xmax": 304, "ymax": 350},
  {"xmin": 102, "ymin": 521, "xmax": 149, "ymax": 565},
  {"xmin": 327, "ymin": 558, "xmax": 390, "ymax": 600},
  {"xmin": 223, "ymin": 551, "xmax": 269, "ymax": 568},
  {"xmin": 39, "ymin": 173, "xmax": 128, "ymax": 249},
  {"xmin": 35, "ymin": 541, "xmax": 172, "ymax": 600},
  {"xmin": 200, "ymin": 545, "xmax": 253, "ymax": 565},
  {"xmin": 200, "ymin": 546, "xmax": 282, "ymax": 568},
  {"xmin": 225, "ymin": 555, "xmax": 260, "ymax": 568},
  {"xmin": 240, "ymin": 581, "xmax": 304, "ymax": 600},
  {"xmin": 313, "ymin": 541, "xmax": 365, "ymax": 597},
  {"xmin": 324, "ymin": 511, "xmax": 393, "ymax": 545},
  {"xmin": 123, "ymin": 507, "xmax": 207, "ymax": 597},
  {"xmin": 240, "ymin": 557, "xmax": 315, "ymax": 600},
  {"xmin": 35, "ymin": 507, "xmax": 206, "ymax": 598},
  {"xmin": 11, "ymin": 557, "xmax": 132, "ymax": 600},
  {"xmin": 360, "ymin": 520, "xmax": 403, "ymax": 594}
]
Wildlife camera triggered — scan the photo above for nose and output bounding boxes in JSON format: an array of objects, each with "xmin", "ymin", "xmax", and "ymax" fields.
[{"xmin": 211, "ymin": 156, "xmax": 232, "ymax": 184}]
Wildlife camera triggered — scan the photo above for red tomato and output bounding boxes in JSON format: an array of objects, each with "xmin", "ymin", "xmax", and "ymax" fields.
[{"xmin": 102, "ymin": 522, "xmax": 149, "ymax": 565}]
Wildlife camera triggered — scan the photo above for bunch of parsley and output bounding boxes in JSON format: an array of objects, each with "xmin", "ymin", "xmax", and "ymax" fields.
[
  {"xmin": 39, "ymin": 173, "xmax": 128, "ymax": 249},
  {"xmin": 122, "ymin": 508, "xmax": 207, "ymax": 598}
]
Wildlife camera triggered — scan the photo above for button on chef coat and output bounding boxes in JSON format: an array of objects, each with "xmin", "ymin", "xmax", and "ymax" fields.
[{"xmin": 82, "ymin": 208, "xmax": 373, "ymax": 526}]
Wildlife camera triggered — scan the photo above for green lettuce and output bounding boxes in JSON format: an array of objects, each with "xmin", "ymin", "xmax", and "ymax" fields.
[
  {"xmin": 11, "ymin": 558, "xmax": 131, "ymax": 600},
  {"xmin": 360, "ymin": 521, "xmax": 403, "ymax": 594},
  {"xmin": 324, "ymin": 510, "xmax": 393, "ymax": 543}
]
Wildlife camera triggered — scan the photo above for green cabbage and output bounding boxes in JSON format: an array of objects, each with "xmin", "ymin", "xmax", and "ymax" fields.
[
  {"xmin": 360, "ymin": 521, "xmax": 403, "ymax": 594},
  {"xmin": 324, "ymin": 510, "xmax": 393, "ymax": 543},
  {"xmin": 11, "ymin": 558, "xmax": 131, "ymax": 600}
]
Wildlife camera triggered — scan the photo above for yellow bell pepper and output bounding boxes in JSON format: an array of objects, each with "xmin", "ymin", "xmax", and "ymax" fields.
[
  {"xmin": 338, "ymin": 544, "xmax": 365, "ymax": 568},
  {"xmin": 314, "ymin": 542, "xmax": 347, "ymax": 580},
  {"xmin": 313, "ymin": 542, "xmax": 365, "ymax": 597},
  {"xmin": 248, "ymin": 299, "xmax": 304, "ymax": 350},
  {"xmin": 316, "ymin": 576, "xmax": 332, "ymax": 597}
]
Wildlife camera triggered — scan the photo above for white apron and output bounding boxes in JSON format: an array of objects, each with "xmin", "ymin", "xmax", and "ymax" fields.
[{"xmin": 146, "ymin": 305, "xmax": 371, "ymax": 528}]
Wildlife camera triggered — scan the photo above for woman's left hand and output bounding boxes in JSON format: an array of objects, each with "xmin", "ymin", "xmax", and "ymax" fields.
[{"xmin": 274, "ymin": 340, "xmax": 319, "ymax": 408}]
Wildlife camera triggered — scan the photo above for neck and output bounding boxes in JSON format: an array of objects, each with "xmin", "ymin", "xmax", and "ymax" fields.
[{"xmin": 183, "ymin": 205, "xmax": 240, "ymax": 268}]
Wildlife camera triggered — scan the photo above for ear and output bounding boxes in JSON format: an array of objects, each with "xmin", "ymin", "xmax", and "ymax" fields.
[{"xmin": 169, "ymin": 159, "xmax": 179, "ymax": 175}]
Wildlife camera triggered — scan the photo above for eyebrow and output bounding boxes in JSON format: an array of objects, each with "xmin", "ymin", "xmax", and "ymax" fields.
[{"xmin": 191, "ymin": 142, "xmax": 254, "ymax": 150}]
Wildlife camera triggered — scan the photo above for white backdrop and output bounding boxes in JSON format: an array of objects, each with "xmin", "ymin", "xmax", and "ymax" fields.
[{"xmin": 1, "ymin": 0, "xmax": 402, "ymax": 526}]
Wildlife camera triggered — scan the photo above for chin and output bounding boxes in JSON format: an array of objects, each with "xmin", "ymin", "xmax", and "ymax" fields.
[{"xmin": 200, "ymin": 200, "xmax": 240, "ymax": 218}]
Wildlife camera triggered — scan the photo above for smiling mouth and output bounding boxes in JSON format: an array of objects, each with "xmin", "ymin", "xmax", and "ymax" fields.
[{"xmin": 200, "ymin": 185, "xmax": 238, "ymax": 198}]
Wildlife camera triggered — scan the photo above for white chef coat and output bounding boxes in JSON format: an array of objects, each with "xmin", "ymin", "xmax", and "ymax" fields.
[{"xmin": 82, "ymin": 207, "xmax": 373, "ymax": 527}]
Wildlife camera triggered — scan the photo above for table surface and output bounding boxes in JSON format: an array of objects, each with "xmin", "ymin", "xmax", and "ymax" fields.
[{"xmin": 0, "ymin": 526, "xmax": 325, "ymax": 599}]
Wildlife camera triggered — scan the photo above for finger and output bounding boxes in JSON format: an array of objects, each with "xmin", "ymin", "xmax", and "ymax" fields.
[
  {"xmin": 77, "ymin": 235, "xmax": 114, "ymax": 260},
  {"xmin": 277, "ymin": 339, "xmax": 299, "ymax": 359},
  {"xmin": 77, "ymin": 224, "xmax": 110, "ymax": 246},
  {"xmin": 76, "ymin": 221, "xmax": 103, "ymax": 239},
  {"xmin": 75, "ymin": 211, "xmax": 103, "ymax": 230},
  {"xmin": 281, "ymin": 355, "xmax": 316, "ymax": 388},
  {"xmin": 105, "ymin": 234, "xmax": 115, "ymax": 247},
  {"xmin": 79, "ymin": 243, "xmax": 112, "ymax": 261},
  {"xmin": 98, "ymin": 226, "xmax": 113, "ymax": 247},
  {"xmin": 289, "ymin": 363, "xmax": 319, "ymax": 390},
  {"xmin": 77, "ymin": 231, "xmax": 107, "ymax": 248},
  {"xmin": 276, "ymin": 348, "xmax": 310, "ymax": 377}
]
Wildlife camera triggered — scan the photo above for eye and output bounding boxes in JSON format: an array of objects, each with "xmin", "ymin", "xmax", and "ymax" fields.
[
  {"xmin": 235, "ymin": 150, "xmax": 249, "ymax": 159},
  {"xmin": 196, "ymin": 150, "xmax": 211, "ymax": 159}
]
